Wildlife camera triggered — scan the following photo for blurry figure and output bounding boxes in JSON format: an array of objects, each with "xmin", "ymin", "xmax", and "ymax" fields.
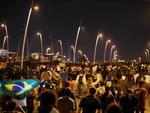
[
  {"xmin": 100, "ymin": 87, "xmax": 115, "ymax": 113},
  {"xmin": 75, "ymin": 71, "xmax": 84, "ymax": 97},
  {"xmin": 38, "ymin": 90, "xmax": 58, "ymax": 113},
  {"xmin": 2, "ymin": 100, "xmax": 22, "ymax": 113},
  {"xmin": 134, "ymin": 81, "xmax": 148, "ymax": 113},
  {"xmin": 119, "ymin": 89, "xmax": 137, "ymax": 113},
  {"xmin": 57, "ymin": 88, "xmax": 76, "ymax": 113},
  {"xmin": 105, "ymin": 103, "xmax": 123, "ymax": 113},
  {"xmin": 78, "ymin": 87, "xmax": 101, "ymax": 113},
  {"xmin": 96, "ymin": 81, "xmax": 105, "ymax": 97},
  {"xmin": 118, "ymin": 75, "xmax": 128, "ymax": 94},
  {"xmin": 27, "ymin": 90, "xmax": 35, "ymax": 113},
  {"xmin": 57, "ymin": 82, "xmax": 76, "ymax": 109}
]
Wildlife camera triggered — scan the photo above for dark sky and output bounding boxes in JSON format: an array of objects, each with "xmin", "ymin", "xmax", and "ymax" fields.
[{"xmin": 0, "ymin": 0, "xmax": 150, "ymax": 61}]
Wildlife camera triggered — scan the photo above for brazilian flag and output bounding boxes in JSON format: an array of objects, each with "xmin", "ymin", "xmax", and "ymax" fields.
[{"xmin": 0, "ymin": 79, "xmax": 41, "ymax": 99}]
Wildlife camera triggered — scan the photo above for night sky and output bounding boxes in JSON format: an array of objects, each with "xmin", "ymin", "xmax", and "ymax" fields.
[{"xmin": 0, "ymin": 0, "xmax": 150, "ymax": 61}]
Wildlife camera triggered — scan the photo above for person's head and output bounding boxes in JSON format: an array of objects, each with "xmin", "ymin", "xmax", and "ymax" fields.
[
  {"xmin": 126, "ymin": 89, "xmax": 132, "ymax": 95},
  {"xmin": 106, "ymin": 103, "xmax": 123, "ymax": 113},
  {"xmin": 64, "ymin": 81, "xmax": 70, "ymax": 88},
  {"xmin": 89, "ymin": 87, "xmax": 96, "ymax": 95},
  {"xmin": 40, "ymin": 90, "xmax": 56, "ymax": 107},
  {"xmin": 87, "ymin": 77, "xmax": 93, "ymax": 84},
  {"xmin": 6, "ymin": 100, "xmax": 17, "ymax": 111},
  {"xmin": 64, "ymin": 88, "xmax": 71, "ymax": 96},
  {"xmin": 105, "ymin": 86, "xmax": 110, "ymax": 93}
]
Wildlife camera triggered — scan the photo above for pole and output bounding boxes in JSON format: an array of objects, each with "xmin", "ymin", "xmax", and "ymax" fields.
[
  {"xmin": 93, "ymin": 35, "xmax": 99, "ymax": 62},
  {"xmin": 103, "ymin": 40, "xmax": 111, "ymax": 62},
  {"xmin": 21, "ymin": 5, "xmax": 33, "ymax": 70}
]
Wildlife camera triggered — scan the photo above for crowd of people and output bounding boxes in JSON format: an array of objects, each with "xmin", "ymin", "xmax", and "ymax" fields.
[{"xmin": 0, "ymin": 61, "xmax": 150, "ymax": 113}]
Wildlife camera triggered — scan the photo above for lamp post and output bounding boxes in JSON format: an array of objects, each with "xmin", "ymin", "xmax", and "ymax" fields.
[
  {"xmin": 113, "ymin": 50, "xmax": 118, "ymax": 61},
  {"xmin": 145, "ymin": 49, "xmax": 149, "ymax": 61},
  {"xmin": 103, "ymin": 39, "xmax": 111, "ymax": 62},
  {"xmin": 37, "ymin": 32, "xmax": 43, "ymax": 58},
  {"xmin": 57, "ymin": 40, "xmax": 63, "ymax": 55},
  {"xmin": 2, "ymin": 36, "xmax": 8, "ymax": 49},
  {"xmin": 70, "ymin": 45, "xmax": 75, "ymax": 62},
  {"xmin": 78, "ymin": 50, "xmax": 83, "ymax": 56},
  {"xmin": 21, "ymin": 0, "xmax": 39, "ymax": 69},
  {"xmin": 144, "ymin": 51, "xmax": 148, "ymax": 61},
  {"xmin": 74, "ymin": 20, "xmax": 83, "ymax": 63},
  {"xmin": 1, "ymin": 24, "xmax": 9, "ymax": 54},
  {"xmin": 109, "ymin": 45, "xmax": 116, "ymax": 61},
  {"xmin": 46, "ymin": 47, "xmax": 51, "ymax": 55},
  {"xmin": 93, "ymin": 33, "xmax": 103, "ymax": 62}
]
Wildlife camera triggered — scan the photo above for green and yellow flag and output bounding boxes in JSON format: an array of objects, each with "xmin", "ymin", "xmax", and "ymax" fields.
[{"xmin": 0, "ymin": 79, "xmax": 41, "ymax": 99}]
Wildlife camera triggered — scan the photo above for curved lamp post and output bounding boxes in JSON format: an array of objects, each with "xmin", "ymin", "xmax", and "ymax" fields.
[
  {"xmin": 109, "ymin": 45, "xmax": 116, "ymax": 61},
  {"xmin": 1, "ymin": 24, "xmax": 9, "ymax": 54},
  {"xmin": 74, "ymin": 26, "xmax": 81, "ymax": 63},
  {"xmin": 37, "ymin": 32, "xmax": 43, "ymax": 58},
  {"xmin": 145, "ymin": 49, "xmax": 149, "ymax": 61},
  {"xmin": 57, "ymin": 40, "xmax": 63, "ymax": 55},
  {"xmin": 2, "ymin": 36, "xmax": 8, "ymax": 49},
  {"xmin": 78, "ymin": 50, "xmax": 83, "ymax": 57},
  {"xmin": 70, "ymin": 45, "xmax": 75, "ymax": 62},
  {"xmin": 21, "ymin": 0, "xmax": 39, "ymax": 69},
  {"xmin": 144, "ymin": 51, "xmax": 148, "ymax": 61},
  {"xmin": 113, "ymin": 50, "xmax": 118, "ymax": 61},
  {"xmin": 93, "ymin": 33, "xmax": 103, "ymax": 62},
  {"xmin": 46, "ymin": 47, "xmax": 51, "ymax": 55},
  {"xmin": 103, "ymin": 39, "xmax": 111, "ymax": 62}
]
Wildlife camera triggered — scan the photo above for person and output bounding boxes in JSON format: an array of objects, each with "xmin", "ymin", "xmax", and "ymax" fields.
[
  {"xmin": 119, "ymin": 89, "xmax": 137, "ymax": 113},
  {"xmin": 100, "ymin": 86, "xmax": 115, "ymax": 113},
  {"xmin": 57, "ymin": 82, "xmax": 76, "ymax": 101},
  {"xmin": 78, "ymin": 87, "xmax": 101, "ymax": 113},
  {"xmin": 38, "ymin": 90, "xmax": 59, "ymax": 113},
  {"xmin": 82, "ymin": 72, "xmax": 100, "ymax": 93},
  {"xmin": 134, "ymin": 81, "xmax": 148, "ymax": 113},
  {"xmin": 27, "ymin": 90, "xmax": 35, "ymax": 113},
  {"xmin": 75, "ymin": 71, "xmax": 84, "ymax": 97},
  {"xmin": 118, "ymin": 75, "xmax": 128, "ymax": 94},
  {"xmin": 57, "ymin": 88, "xmax": 76, "ymax": 113},
  {"xmin": 105, "ymin": 103, "xmax": 123, "ymax": 113},
  {"xmin": 2, "ymin": 100, "xmax": 22, "ymax": 113}
]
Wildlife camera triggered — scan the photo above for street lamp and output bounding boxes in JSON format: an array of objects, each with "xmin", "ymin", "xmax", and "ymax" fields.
[
  {"xmin": 21, "ymin": 0, "xmax": 39, "ymax": 69},
  {"xmin": 1, "ymin": 24, "xmax": 9, "ymax": 53},
  {"xmin": 2, "ymin": 36, "xmax": 8, "ymax": 49},
  {"xmin": 46, "ymin": 47, "xmax": 51, "ymax": 55},
  {"xmin": 78, "ymin": 50, "xmax": 83, "ymax": 56},
  {"xmin": 113, "ymin": 50, "xmax": 118, "ymax": 61},
  {"xmin": 145, "ymin": 49, "xmax": 149, "ymax": 61},
  {"xmin": 74, "ymin": 20, "xmax": 83, "ymax": 63},
  {"xmin": 93, "ymin": 33, "xmax": 103, "ymax": 62},
  {"xmin": 103, "ymin": 39, "xmax": 111, "ymax": 62},
  {"xmin": 144, "ymin": 51, "xmax": 148, "ymax": 61},
  {"xmin": 70, "ymin": 45, "xmax": 75, "ymax": 62},
  {"xmin": 109, "ymin": 45, "xmax": 116, "ymax": 61},
  {"xmin": 57, "ymin": 40, "xmax": 63, "ymax": 55},
  {"xmin": 37, "ymin": 32, "xmax": 43, "ymax": 58}
]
